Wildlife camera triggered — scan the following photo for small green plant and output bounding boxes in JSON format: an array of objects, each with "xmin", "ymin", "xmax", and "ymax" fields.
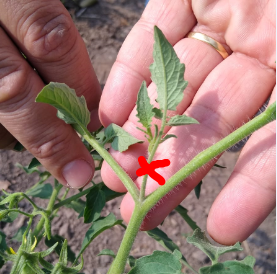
[{"xmin": 0, "ymin": 26, "xmax": 275, "ymax": 274}]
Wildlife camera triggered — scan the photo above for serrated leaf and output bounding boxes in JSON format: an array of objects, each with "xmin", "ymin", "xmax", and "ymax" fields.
[
  {"xmin": 153, "ymin": 107, "xmax": 163, "ymax": 119},
  {"xmin": 12, "ymin": 226, "xmax": 27, "ymax": 242},
  {"xmin": 199, "ymin": 260, "xmax": 255, "ymax": 274},
  {"xmin": 194, "ymin": 180, "xmax": 203, "ymax": 199},
  {"xmin": 167, "ymin": 114, "xmax": 199, "ymax": 126},
  {"xmin": 150, "ymin": 26, "xmax": 188, "ymax": 111},
  {"xmin": 36, "ymin": 82, "xmax": 90, "ymax": 133},
  {"xmin": 45, "ymin": 235, "xmax": 76, "ymax": 263},
  {"xmin": 103, "ymin": 124, "xmax": 143, "ymax": 152},
  {"xmin": 84, "ymin": 187, "xmax": 106, "ymax": 223},
  {"xmin": 187, "ymin": 229, "xmax": 243, "ymax": 264},
  {"xmin": 97, "ymin": 249, "xmax": 116, "ymax": 258},
  {"xmin": 26, "ymin": 184, "xmax": 53, "ymax": 199},
  {"xmin": 78, "ymin": 213, "xmax": 122, "ymax": 259},
  {"xmin": 136, "ymin": 81, "xmax": 154, "ymax": 131},
  {"xmin": 28, "ymin": 158, "xmax": 41, "ymax": 169},
  {"xmin": 161, "ymin": 134, "xmax": 177, "ymax": 143},
  {"xmin": 175, "ymin": 205, "xmax": 200, "ymax": 231},
  {"xmin": 128, "ymin": 250, "xmax": 183, "ymax": 274}
]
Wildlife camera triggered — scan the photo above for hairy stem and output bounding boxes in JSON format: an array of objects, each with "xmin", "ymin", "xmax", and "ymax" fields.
[
  {"xmin": 33, "ymin": 182, "xmax": 63, "ymax": 239},
  {"xmin": 109, "ymin": 102, "xmax": 275, "ymax": 274},
  {"xmin": 143, "ymin": 102, "xmax": 276, "ymax": 211},
  {"xmin": 107, "ymin": 204, "xmax": 145, "ymax": 274},
  {"xmin": 140, "ymin": 86, "xmax": 169, "ymax": 201},
  {"xmin": 80, "ymin": 128, "xmax": 140, "ymax": 203}
]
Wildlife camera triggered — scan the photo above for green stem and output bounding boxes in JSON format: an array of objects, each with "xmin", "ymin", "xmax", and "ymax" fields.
[
  {"xmin": 33, "ymin": 182, "xmax": 63, "ymax": 239},
  {"xmin": 80, "ymin": 128, "xmax": 140, "ymax": 203},
  {"xmin": 108, "ymin": 102, "xmax": 275, "ymax": 274},
  {"xmin": 108, "ymin": 204, "xmax": 145, "ymax": 274},
  {"xmin": 4, "ymin": 209, "xmax": 33, "ymax": 218},
  {"xmin": 53, "ymin": 186, "xmax": 93, "ymax": 211},
  {"xmin": 23, "ymin": 217, "xmax": 33, "ymax": 239},
  {"xmin": 21, "ymin": 194, "xmax": 42, "ymax": 211},
  {"xmin": 143, "ymin": 102, "xmax": 276, "ymax": 212},
  {"xmin": 140, "ymin": 103, "xmax": 168, "ymax": 202},
  {"xmin": 52, "ymin": 182, "xmax": 124, "ymax": 211},
  {"xmin": 52, "ymin": 188, "xmax": 70, "ymax": 213}
]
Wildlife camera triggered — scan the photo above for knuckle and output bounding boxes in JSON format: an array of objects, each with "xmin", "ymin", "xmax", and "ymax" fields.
[
  {"xmin": 22, "ymin": 5, "xmax": 77, "ymax": 61},
  {"xmin": 28, "ymin": 125, "xmax": 73, "ymax": 161},
  {"xmin": 0, "ymin": 51, "xmax": 30, "ymax": 105}
]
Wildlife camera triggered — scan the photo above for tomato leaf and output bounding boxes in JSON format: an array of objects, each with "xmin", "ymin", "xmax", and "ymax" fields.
[
  {"xmin": 161, "ymin": 134, "xmax": 177, "ymax": 143},
  {"xmin": 146, "ymin": 227, "xmax": 189, "ymax": 264},
  {"xmin": 199, "ymin": 259, "xmax": 255, "ymax": 274},
  {"xmin": 136, "ymin": 81, "xmax": 154, "ymax": 131},
  {"xmin": 175, "ymin": 205, "xmax": 200, "ymax": 231},
  {"xmin": 167, "ymin": 114, "xmax": 199, "ymax": 126},
  {"xmin": 187, "ymin": 229, "xmax": 243, "ymax": 264},
  {"xmin": 36, "ymin": 82, "xmax": 90, "ymax": 134},
  {"xmin": 150, "ymin": 26, "xmax": 188, "ymax": 111},
  {"xmin": 78, "ymin": 214, "xmax": 123, "ymax": 259},
  {"xmin": 84, "ymin": 186, "xmax": 106, "ymax": 223},
  {"xmin": 45, "ymin": 235, "xmax": 76, "ymax": 263},
  {"xmin": 103, "ymin": 124, "xmax": 143, "ymax": 152},
  {"xmin": 26, "ymin": 184, "xmax": 53, "ymax": 199},
  {"xmin": 153, "ymin": 107, "xmax": 163, "ymax": 119},
  {"xmin": 128, "ymin": 250, "xmax": 183, "ymax": 274}
]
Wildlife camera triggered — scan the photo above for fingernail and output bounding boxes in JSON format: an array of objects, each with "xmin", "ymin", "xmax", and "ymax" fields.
[{"xmin": 62, "ymin": 159, "xmax": 93, "ymax": 189}]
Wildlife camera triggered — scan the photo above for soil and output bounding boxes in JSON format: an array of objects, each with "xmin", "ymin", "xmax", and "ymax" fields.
[{"xmin": 0, "ymin": 0, "xmax": 275, "ymax": 273}]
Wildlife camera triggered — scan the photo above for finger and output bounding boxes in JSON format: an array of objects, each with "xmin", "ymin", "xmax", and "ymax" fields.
[
  {"xmin": 0, "ymin": 0, "xmax": 101, "ymax": 131},
  {"xmin": 99, "ymin": 0, "xmax": 197, "ymax": 126},
  {"xmin": 119, "ymin": 52, "xmax": 275, "ymax": 230},
  {"xmin": 101, "ymin": 34, "xmax": 225, "ymax": 192},
  {"xmin": 0, "ymin": 124, "xmax": 16, "ymax": 149},
  {"xmin": 207, "ymin": 89, "xmax": 276, "ymax": 245},
  {"xmin": 0, "ymin": 27, "xmax": 94, "ymax": 189}
]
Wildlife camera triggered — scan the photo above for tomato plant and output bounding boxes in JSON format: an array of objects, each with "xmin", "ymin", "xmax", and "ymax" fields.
[{"xmin": 0, "ymin": 26, "xmax": 275, "ymax": 274}]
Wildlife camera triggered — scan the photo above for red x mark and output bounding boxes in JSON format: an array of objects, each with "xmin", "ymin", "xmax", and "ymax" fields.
[{"xmin": 136, "ymin": 156, "xmax": 170, "ymax": 185}]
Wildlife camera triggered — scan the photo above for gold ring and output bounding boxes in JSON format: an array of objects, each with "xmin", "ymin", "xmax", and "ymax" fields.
[{"xmin": 188, "ymin": 32, "xmax": 229, "ymax": 59}]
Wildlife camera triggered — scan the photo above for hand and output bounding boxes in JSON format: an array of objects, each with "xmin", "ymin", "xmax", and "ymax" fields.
[
  {"xmin": 0, "ymin": 0, "xmax": 102, "ymax": 189},
  {"xmin": 99, "ymin": 0, "xmax": 276, "ymax": 245}
]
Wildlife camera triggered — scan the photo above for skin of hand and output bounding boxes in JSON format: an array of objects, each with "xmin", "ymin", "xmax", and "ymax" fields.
[
  {"xmin": 0, "ymin": 0, "xmax": 102, "ymax": 189},
  {"xmin": 99, "ymin": 0, "xmax": 276, "ymax": 245}
]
